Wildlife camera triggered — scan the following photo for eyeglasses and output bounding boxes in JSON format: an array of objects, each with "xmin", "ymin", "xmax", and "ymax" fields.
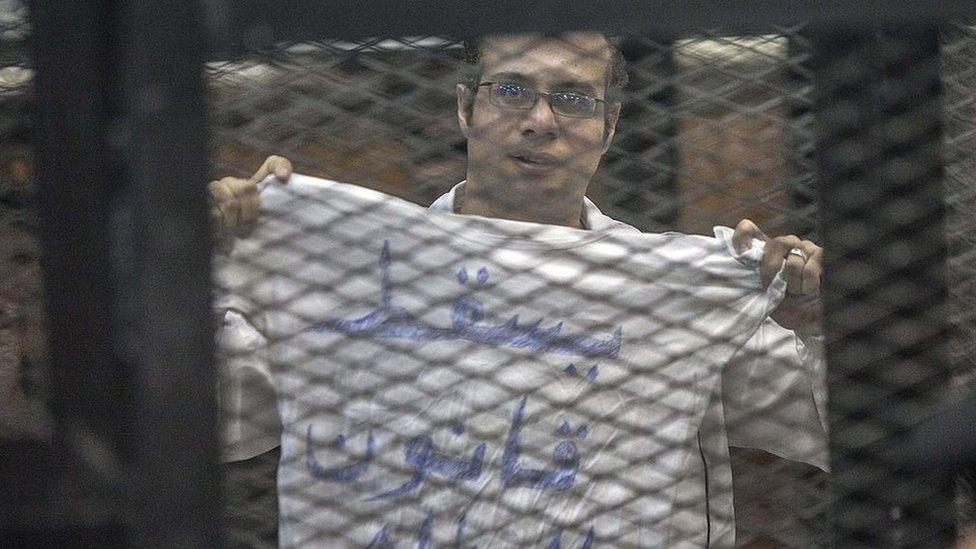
[{"xmin": 477, "ymin": 82, "xmax": 605, "ymax": 119}]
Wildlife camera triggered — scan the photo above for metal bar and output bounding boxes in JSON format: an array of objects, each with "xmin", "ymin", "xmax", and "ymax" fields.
[
  {"xmin": 813, "ymin": 25, "xmax": 956, "ymax": 547},
  {"xmin": 115, "ymin": 0, "xmax": 221, "ymax": 546},
  {"xmin": 33, "ymin": 0, "xmax": 125, "ymax": 468},
  {"xmin": 211, "ymin": 0, "xmax": 976, "ymax": 55},
  {"xmin": 603, "ymin": 36, "xmax": 680, "ymax": 232},
  {"xmin": 29, "ymin": 0, "xmax": 126, "ymax": 545},
  {"xmin": 31, "ymin": 0, "xmax": 220, "ymax": 546}
]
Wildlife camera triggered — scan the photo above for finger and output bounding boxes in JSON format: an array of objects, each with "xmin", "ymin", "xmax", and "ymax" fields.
[
  {"xmin": 247, "ymin": 157, "xmax": 274, "ymax": 185},
  {"xmin": 271, "ymin": 156, "xmax": 293, "ymax": 181},
  {"xmin": 208, "ymin": 179, "xmax": 234, "ymax": 220},
  {"xmin": 800, "ymin": 241, "xmax": 823, "ymax": 297},
  {"xmin": 210, "ymin": 206, "xmax": 236, "ymax": 253},
  {"xmin": 209, "ymin": 198, "xmax": 224, "ymax": 238},
  {"xmin": 220, "ymin": 177, "xmax": 261, "ymax": 231},
  {"xmin": 208, "ymin": 179, "xmax": 230, "ymax": 206},
  {"xmin": 221, "ymin": 175, "xmax": 257, "ymax": 199},
  {"xmin": 731, "ymin": 219, "xmax": 768, "ymax": 253},
  {"xmin": 223, "ymin": 178, "xmax": 259, "ymax": 230},
  {"xmin": 783, "ymin": 253, "xmax": 806, "ymax": 296},
  {"xmin": 210, "ymin": 180, "xmax": 242, "ymax": 232},
  {"xmin": 761, "ymin": 235, "xmax": 802, "ymax": 285},
  {"xmin": 237, "ymin": 191, "xmax": 261, "ymax": 235},
  {"xmin": 249, "ymin": 155, "xmax": 293, "ymax": 186}
]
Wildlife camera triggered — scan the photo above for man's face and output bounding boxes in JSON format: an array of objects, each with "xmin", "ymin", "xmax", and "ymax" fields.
[{"xmin": 457, "ymin": 33, "xmax": 620, "ymax": 200}]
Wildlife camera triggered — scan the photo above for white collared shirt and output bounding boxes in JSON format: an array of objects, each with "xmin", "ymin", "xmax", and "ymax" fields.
[
  {"xmin": 216, "ymin": 175, "xmax": 828, "ymax": 548},
  {"xmin": 428, "ymin": 180, "xmax": 637, "ymax": 234}
]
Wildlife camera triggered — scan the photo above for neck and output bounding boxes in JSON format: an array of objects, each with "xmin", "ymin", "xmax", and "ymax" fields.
[{"xmin": 456, "ymin": 177, "xmax": 587, "ymax": 229}]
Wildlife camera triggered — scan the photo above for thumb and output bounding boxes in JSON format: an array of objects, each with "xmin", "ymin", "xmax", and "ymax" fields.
[
  {"xmin": 272, "ymin": 156, "xmax": 293, "ymax": 182},
  {"xmin": 732, "ymin": 219, "xmax": 768, "ymax": 254},
  {"xmin": 249, "ymin": 155, "xmax": 293, "ymax": 186}
]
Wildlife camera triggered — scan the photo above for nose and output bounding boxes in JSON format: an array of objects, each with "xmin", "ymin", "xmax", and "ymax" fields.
[{"xmin": 518, "ymin": 95, "xmax": 558, "ymax": 139}]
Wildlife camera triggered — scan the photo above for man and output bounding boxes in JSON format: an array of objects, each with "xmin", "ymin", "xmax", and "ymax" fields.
[{"xmin": 214, "ymin": 32, "xmax": 826, "ymax": 546}]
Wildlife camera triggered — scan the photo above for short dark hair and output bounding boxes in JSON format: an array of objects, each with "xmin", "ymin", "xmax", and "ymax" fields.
[{"xmin": 459, "ymin": 33, "xmax": 629, "ymax": 118}]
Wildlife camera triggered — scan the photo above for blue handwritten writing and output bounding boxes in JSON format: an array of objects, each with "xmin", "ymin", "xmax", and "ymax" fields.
[
  {"xmin": 502, "ymin": 396, "xmax": 580, "ymax": 490},
  {"xmin": 306, "ymin": 424, "xmax": 374, "ymax": 482},
  {"xmin": 309, "ymin": 241, "xmax": 622, "ymax": 359},
  {"xmin": 416, "ymin": 512, "xmax": 433, "ymax": 549},
  {"xmin": 563, "ymin": 363, "xmax": 600, "ymax": 381},
  {"xmin": 547, "ymin": 527, "xmax": 595, "ymax": 549},
  {"xmin": 367, "ymin": 512, "xmax": 472, "ymax": 548},
  {"xmin": 367, "ymin": 512, "xmax": 594, "ymax": 548},
  {"xmin": 367, "ymin": 525, "xmax": 394, "ymax": 549},
  {"xmin": 455, "ymin": 511, "xmax": 468, "ymax": 545},
  {"xmin": 369, "ymin": 434, "xmax": 486, "ymax": 500},
  {"xmin": 586, "ymin": 364, "xmax": 599, "ymax": 381}
]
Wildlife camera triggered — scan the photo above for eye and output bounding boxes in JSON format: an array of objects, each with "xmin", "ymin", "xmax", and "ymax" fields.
[
  {"xmin": 553, "ymin": 92, "xmax": 588, "ymax": 105},
  {"xmin": 496, "ymin": 83, "xmax": 529, "ymax": 97}
]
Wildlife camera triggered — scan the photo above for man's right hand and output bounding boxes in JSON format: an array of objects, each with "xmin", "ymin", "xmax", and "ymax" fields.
[
  {"xmin": 731, "ymin": 219, "xmax": 823, "ymax": 335},
  {"xmin": 209, "ymin": 155, "xmax": 292, "ymax": 253}
]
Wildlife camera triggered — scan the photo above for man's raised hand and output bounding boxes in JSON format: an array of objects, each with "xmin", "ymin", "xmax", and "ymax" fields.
[
  {"xmin": 732, "ymin": 219, "xmax": 823, "ymax": 335},
  {"xmin": 209, "ymin": 155, "xmax": 292, "ymax": 253}
]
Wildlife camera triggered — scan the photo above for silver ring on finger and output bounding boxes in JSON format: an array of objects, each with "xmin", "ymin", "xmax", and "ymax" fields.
[{"xmin": 788, "ymin": 248, "xmax": 808, "ymax": 261}]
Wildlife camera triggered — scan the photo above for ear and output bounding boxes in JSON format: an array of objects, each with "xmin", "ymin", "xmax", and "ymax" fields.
[
  {"xmin": 602, "ymin": 101, "xmax": 621, "ymax": 154},
  {"xmin": 456, "ymin": 83, "xmax": 472, "ymax": 138}
]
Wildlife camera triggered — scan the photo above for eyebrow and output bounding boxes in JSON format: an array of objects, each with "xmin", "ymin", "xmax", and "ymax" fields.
[
  {"xmin": 553, "ymin": 81, "xmax": 597, "ymax": 95},
  {"xmin": 487, "ymin": 72, "xmax": 534, "ymax": 85}
]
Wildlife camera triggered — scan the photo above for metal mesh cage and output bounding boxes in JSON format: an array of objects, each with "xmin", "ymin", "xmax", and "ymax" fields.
[
  {"xmin": 4, "ymin": 2, "xmax": 976, "ymax": 547},
  {"xmin": 209, "ymin": 33, "xmax": 828, "ymax": 547},
  {"xmin": 205, "ymin": 24, "xmax": 976, "ymax": 547}
]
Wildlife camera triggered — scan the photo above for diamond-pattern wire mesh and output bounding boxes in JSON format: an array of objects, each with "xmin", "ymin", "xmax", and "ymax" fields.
[
  {"xmin": 207, "ymin": 26, "xmax": 976, "ymax": 547},
  {"xmin": 208, "ymin": 35, "xmax": 792, "ymax": 541},
  {"xmin": 2, "ymin": 4, "xmax": 976, "ymax": 545},
  {"xmin": 943, "ymin": 23, "xmax": 976, "ymax": 390},
  {"xmin": 0, "ymin": 0, "xmax": 44, "ymax": 442},
  {"xmin": 208, "ymin": 31, "xmax": 818, "ymax": 238},
  {"xmin": 938, "ymin": 21, "xmax": 976, "ymax": 539}
]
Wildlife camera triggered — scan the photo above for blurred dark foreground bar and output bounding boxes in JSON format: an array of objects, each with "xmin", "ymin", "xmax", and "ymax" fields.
[{"xmin": 15, "ymin": 1, "xmax": 976, "ymax": 547}]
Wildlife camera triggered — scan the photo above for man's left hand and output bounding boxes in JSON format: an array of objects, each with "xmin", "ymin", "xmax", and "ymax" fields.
[{"xmin": 732, "ymin": 219, "xmax": 823, "ymax": 335}]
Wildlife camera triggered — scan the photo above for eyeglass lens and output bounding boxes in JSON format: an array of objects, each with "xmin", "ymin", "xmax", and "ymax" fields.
[{"xmin": 490, "ymin": 83, "xmax": 596, "ymax": 118}]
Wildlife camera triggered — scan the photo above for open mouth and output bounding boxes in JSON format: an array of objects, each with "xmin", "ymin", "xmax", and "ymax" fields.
[{"xmin": 510, "ymin": 154, "xmax": 557, "ymax": 173}]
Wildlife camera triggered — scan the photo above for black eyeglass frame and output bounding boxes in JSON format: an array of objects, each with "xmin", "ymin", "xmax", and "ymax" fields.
[{"xmin": 475, "ymin": 81, "xmax": 606, "ymax": 119}]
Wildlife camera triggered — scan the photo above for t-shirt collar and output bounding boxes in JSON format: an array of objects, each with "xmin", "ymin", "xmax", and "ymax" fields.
[{"xmin": 427, "ymin": 181, "xmax": 616, "ymax": 232}]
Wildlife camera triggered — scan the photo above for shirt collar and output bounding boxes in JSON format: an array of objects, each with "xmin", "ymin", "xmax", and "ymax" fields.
[{"xmin": 428, "ymin": 181, "xmax": 619, "ymax": 232}]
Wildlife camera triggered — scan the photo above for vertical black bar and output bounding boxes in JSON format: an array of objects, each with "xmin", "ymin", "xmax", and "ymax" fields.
[
  {"xmin": 33, "ymin": 0, "xmax": 125, "ymax": 461},
  {"xmin": 116, "ymin": 0, "xmax": 221, "ymax": 546},
  {"xmin": 30, "ymin": 0, "xmax": 126, "ymax": 545},
  {"xmin": 785, "ymin": 31, "xmax": 818, "ymax": 242},
  {"xmin": 813, "ymin": 26, "xmax": 955, "ymax": 547},
  {"xmin": 602, "ymin": 36, "xmax": 680, "ymax": 232},
  {"xmin": 32, "ymin": 0, "xmax": 220, "ymax": 546}
]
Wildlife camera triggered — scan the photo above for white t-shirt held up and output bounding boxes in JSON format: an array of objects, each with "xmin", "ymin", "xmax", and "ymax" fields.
[{"xmin": 215, "ymin": 174, "xmax": 827, "ymax": 548}]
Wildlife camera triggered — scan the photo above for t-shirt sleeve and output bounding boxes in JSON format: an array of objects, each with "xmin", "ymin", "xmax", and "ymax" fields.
[
  {"xmin": 213, "ymin": 230, "xmax": 286, "ymax": 463},
  {"xmin": 721, "ymin": 318, "xmax": 828, "ymax": 471},
  {"xmin": 216, "ymin": 308, "xmax": 282, "ymax": 463},
  {"xmin": 212, "ymin": 184, "xmax": 299, "ymax": 463}
]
